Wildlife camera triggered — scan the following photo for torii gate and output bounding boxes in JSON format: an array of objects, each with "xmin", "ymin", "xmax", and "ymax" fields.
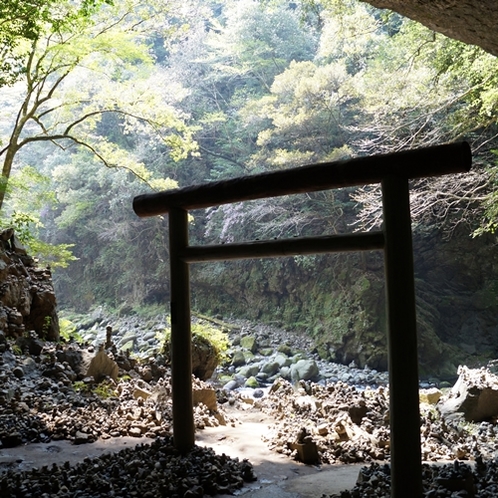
[{"xmin": 133, "ymin": 141, "xmax": 472, "ymax": 498}]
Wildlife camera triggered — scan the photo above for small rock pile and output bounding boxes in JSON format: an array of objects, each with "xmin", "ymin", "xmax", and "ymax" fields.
[
  {"xmin": 325, "ymin": 458, "xmax": 498, "ymax": 497},
  {"xmin": 0, "ymin": 437, "xmax": 256, "ymax": 497},
  {"xmin": 0, "ymin": 340, "xmax": 231, "ymax": 448},
  {"xmin": 0, "ymin": 336, "xmax": 251, "ymax": 497},
  {"xmin": 231, "ymin": 378, "xmax": 498, "ymax": 465}
]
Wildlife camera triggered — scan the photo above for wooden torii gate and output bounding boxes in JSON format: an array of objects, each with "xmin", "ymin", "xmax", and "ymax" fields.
[{"xmin": 133, "ymin": 141, "xmax": 471, "ymax": 498}]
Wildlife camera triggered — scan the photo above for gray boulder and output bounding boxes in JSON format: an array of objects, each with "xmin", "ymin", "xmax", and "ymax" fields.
[
  {"xmin": 231, "ymin": 350, "xmax": 246, "ymax": 367},
  {"xmin": 261, "ymin": 360, "xmax": 280, "ymax": 376},
  {"xmin": 223, "ymin": 380, "xmax": 239, "ymax": 391},
  {"xmin": 240, "ymin": 335, "xmax": 258, "ymax": 353},
  {"xmin": 438, "ymin": 365, "xmax": 498, "ymax": 422},
  {"xmin": 290, "ymin": 359, "xmax": 319, "ymax": 382},
  {"xmin": 279, "ymin": 366, "xmax": 291, "ymax": 380},
  {"xmin": 238, "ymin": 364, "xmax": 260, "ymax": 379},
  {"xmin": 274, "ymin": 353, "xmax": 291, "ymax": 368}
]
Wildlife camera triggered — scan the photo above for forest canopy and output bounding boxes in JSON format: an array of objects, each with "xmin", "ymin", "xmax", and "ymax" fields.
[{"xmin": 0, "ymin": 0, "xmax": 497, "ymax": 313}]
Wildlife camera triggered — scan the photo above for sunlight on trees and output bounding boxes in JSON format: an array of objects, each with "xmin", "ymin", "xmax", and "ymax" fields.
[
  {"xmin": 2, "ymin": 0, "xmax": 498, "ymax": 310},
  {"xmin": 0, "ymin": 0, "xmax": 199, "ymax": 267},
  {"xmin": 0, "ymin": 0, "xmax": 196, "ymax": 209}
]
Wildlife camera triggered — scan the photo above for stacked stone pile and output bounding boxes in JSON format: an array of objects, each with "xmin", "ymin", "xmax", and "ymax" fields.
[
  {"xmin": 0, "ymin": 228, "xmax": 59, "ymax": 341},
  {"xmin": 0, "ymin": 338, "xmax": 230, "ymax": 449},
  {"xmin": 326, "ymin": 458, "xmax": 498, "ymax": 498},
  {"xmin": 227, "ymin": 378, "xmax": 488, "ymax": 465},
  {"xmin": 0, "ymin": 438, "xmax": 256, "ymax": 497}
]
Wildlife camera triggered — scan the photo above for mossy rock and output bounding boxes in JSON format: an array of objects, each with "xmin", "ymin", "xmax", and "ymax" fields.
[
  {"xmin": 240, "ymin": 336, "xmax": 258, "ymax": 353},
  {"xmin": 120, "ymin": 340, "xmax": 134, "ymax": 352},
  {"xmin": 238, "ymin": 364, "xmax": 260, "ymax": 378},
  {"xmin": 191, "ymin": 334, "xmax": 219, "ymax": 380},
  {"xmin": 231, "ymin": 350, "xmax": 246, "ymax": 367},
  {"xmin": 244, "ymin": 376, "xmax": 259, "ymax": 388},
  {"xmin": 259, "ymin": 348, "xmax": 274, "ymax": 356},
  {"xmin": 277, "ymin": 344, "xmax": 293, "ymax": 356},
  {"xmin": 316, "ymin": 345, "xmax": 331, "ymax": 361},
  {"xmin": 243, "ymin": 351, "xmax": 255, "ymax": 362},
  {"xmin": 217, "ymin": 374, "xmax": 234, "ymax": 385}
]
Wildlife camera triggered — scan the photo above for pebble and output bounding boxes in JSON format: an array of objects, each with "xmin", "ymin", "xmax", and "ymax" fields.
[{"xmin": 324, "ymin": 458, "xmax": 498, "ymax": 497}]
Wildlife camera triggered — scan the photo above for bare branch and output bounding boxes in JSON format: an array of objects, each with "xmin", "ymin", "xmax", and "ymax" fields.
[{"xmin": 17, "ymin": 133, "xmax": 154, "ymax": 187}]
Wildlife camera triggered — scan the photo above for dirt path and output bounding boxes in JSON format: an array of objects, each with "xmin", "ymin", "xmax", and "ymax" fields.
[
  {"xmin": 0, "ymin": 436, "xmax": 155, "ymax": 473},
  {"xmin": 196, "ymin": 404, "xmax": 361, "ymax": 497}
]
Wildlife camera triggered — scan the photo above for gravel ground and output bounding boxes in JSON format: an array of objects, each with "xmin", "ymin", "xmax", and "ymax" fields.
[{"xmin": 1, "ymin": 318, "xmax": 498, "ymax": 497}]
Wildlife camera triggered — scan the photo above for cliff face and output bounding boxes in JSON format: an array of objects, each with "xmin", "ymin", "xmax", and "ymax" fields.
[
  {"xmin": 362, "ymin": 0, "xmax": 498, "ymax": 57},
  {"xmin": 192, "ymin": 227, "xmax": 498, "ymax": 380},
  {"xmin": 0, "ymin": 230, "xmax": 59, "ymax": 341}
]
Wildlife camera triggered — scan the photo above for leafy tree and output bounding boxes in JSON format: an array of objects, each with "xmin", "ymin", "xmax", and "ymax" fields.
[
  {"xmin": 244, "ymin": 60, "xmax": 356, "ymax": 169},
  {"xmin": 45, "ymin": 149, "xmax": 174, "ymax": 309},
  {"xmin": 166, "ymin": 0, "xmax": 318, "ymax": 181},
  {"xmin": 342, "ymin": 14, "xmax": 498, "ymax": 236},
  {"xmin": 1, "ymin": 165, "xmax": 76, "ymax": 267},
  {"xmin": 0, "ymin": 0, "xmax": 197, "ymax": 213},
  {"xmin": 17, "ymin": 0, "xmax": 498, "ymax": 315},
  {"xmin": 0, "ymin": 0, "xmax": 112, "ymax": 86}
]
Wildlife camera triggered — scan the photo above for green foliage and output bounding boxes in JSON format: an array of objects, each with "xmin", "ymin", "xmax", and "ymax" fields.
[
  {"xmin": 0, "ymin": 166, "xmax": 77, "ymax": 265},
  {"xmin": 92, "ymin": 381, "xmax": 117, "ymax": 399},
  {"xmin": 159, "ymin": 319, "xmax": 230, "ymax": 363},
  {"xmin": 72, "ymin": 381, "xmax": 86, "ymax": 392},
  {"xmin": 0, "ymin": 0, "xmax": 196, "ymax": 219},
  {"xmin": 1, "ymin": 0, "xmax": 495, "ymax": 319},
  {"xmin": 10, "ymin": 343, "xmax": 22, "ymax": 355},
  {"xmin": 59, "ymin": 317, "xmax": 83, "ymax": 343},
  {"xmin": 0, "ymin": 0, "xmax": 114, "ymax": 87},
  {"xmin": 246, "ymin": 60, "xmax": 354, "ymax": 164},
  {"xmin": 72, "ymin": 379, "xmax": 117, "ymax": 398},
  {"xmin": 206, "ymin": 0, "xmax": 317, "ymax": 89},
  {"xmin": 191, "ymin": 322, "xmax": 231, "ymax": 362},
  {"xmin": 42, "ymin": 316, "xmax": 52, "ymax": 337},
  {"xmin": 0, "ymin": 211, "xmax": 77, "ymax": 268}
]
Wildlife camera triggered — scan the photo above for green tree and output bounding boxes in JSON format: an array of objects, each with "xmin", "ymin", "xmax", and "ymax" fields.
[
  {"xmin": 167, "ymin": 0, "xmax": 318, "ymax": 181},
  {"xmin": 47, "ymin": 150, "xmax": 173, "ymax": 309},
  {"xmin": 1, "ymin": 165, "xmax": 77, "ymax": 267},
  {"xmin": 0, "ymin": 0, "xmax": 112, "ymax": 86},
  {"xmin": 0, "ymin": 0, "xmax": 196, "ymax": 213}
]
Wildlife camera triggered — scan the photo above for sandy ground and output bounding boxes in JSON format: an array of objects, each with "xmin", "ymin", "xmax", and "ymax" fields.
[
  {"xmin": 0, "ymin": 405, "xmax": 360, "ymax": 497},
  {"xmin": 196, "ymin": 405, "xmax": 361, "ymax": 497}
]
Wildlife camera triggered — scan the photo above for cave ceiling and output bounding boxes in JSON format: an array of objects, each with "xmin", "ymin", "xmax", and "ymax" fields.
[{"xmin": 362, "ymin": 0, "xmax": 498, "ymax": 57}]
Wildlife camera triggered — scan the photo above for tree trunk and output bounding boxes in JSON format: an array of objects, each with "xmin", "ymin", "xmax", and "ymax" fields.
[{"xmin": 0, "ymin": 144, "xmax": 17, "ymax": 213}]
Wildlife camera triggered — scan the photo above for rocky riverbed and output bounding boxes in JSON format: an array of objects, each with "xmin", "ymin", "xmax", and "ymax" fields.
[{"xmin": 2, "ymin": 309, "xmax": 498, "ymax": 497}]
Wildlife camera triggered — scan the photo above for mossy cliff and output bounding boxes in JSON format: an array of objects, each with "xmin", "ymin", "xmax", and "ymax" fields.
[{"xmin": 192, "ymin": 227, "xmax": 498, "ymax": 380}]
